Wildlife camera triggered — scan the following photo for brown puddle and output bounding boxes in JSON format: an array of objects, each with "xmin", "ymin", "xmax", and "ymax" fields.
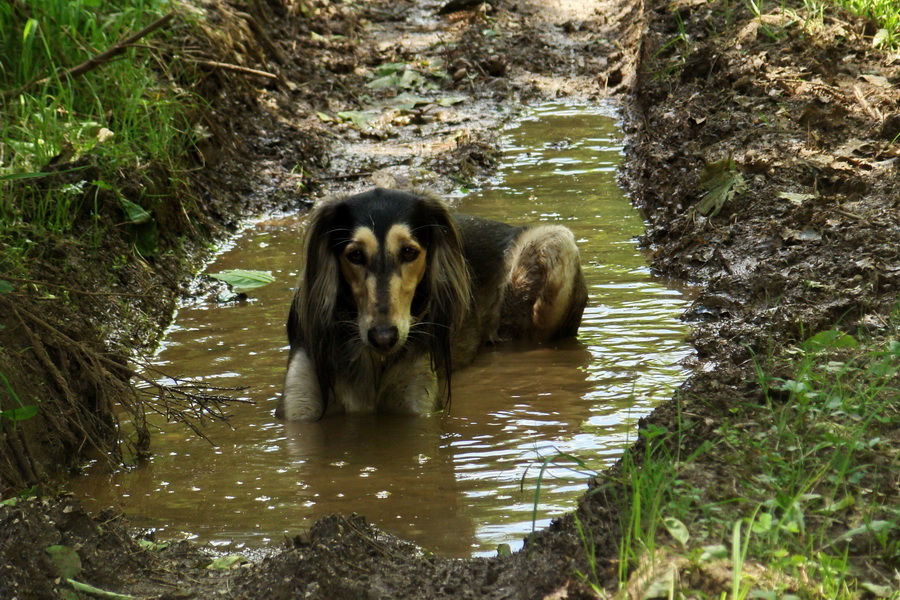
[{"xmin": 67, "ymin": 103, "xmax": 694, "ymax": 557}]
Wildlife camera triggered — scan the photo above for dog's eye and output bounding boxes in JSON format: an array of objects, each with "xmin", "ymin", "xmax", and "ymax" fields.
[
  {"xmin": 346, "ymin": 249, "xmax": 366, "ymax": 265},
  {"xmin": 400, "ymin": 246, "xmax": 420, "ymax": 262}
]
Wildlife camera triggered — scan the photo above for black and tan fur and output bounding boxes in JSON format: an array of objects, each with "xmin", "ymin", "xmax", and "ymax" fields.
[{"xmin": 277, "ymin": 188, "xmax": 588, "ymax": 421}]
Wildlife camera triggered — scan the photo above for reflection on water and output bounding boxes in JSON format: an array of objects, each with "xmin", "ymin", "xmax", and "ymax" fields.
[{"xmin": 67, "ymin": 102, "xmax": 694, "ymax": 557}]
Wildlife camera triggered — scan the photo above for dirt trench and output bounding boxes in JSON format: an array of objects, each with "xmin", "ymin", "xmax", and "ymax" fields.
[{"xmin": 2, "ymin": 0, "xmax": 899, "ymax": 597}]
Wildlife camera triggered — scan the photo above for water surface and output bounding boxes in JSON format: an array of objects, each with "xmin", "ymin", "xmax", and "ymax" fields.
[{"xmin": 68, "ymin": 102, "xmax": 693, "ymax": 557}]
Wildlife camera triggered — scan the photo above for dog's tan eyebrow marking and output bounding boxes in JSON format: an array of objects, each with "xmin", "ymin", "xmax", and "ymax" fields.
[
  {"xmin": 345, "ymin": 226, "xmax": 378, "ymax": 261},
  {"xmin": 385, "ymin": 224, "xmax": 421, "ymax": 259}
]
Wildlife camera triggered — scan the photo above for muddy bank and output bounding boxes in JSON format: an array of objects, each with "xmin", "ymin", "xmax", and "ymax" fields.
[
  {"xmin": 626, "ymin": 0, "xmax": 900, "ymax": 359},
  {"xmin": 0, "ymin": 0, "xmax": 328, "ymax": 492},
  {"xmin": 2, "ymin": 0, "xmax": 899, "ymax": 597}
]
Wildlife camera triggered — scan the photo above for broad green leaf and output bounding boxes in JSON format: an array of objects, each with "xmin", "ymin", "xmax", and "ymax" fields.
[
  {"xmin": 137, "ymin": 539, "xmax": 170, "ymax": 551},
  {"xmin": 382, "ymin": 92, "xmax": 431, "ymax": 110},
  {"xmin": 398, "ymin": 69, "xmax": 427, "ymax": 89},
  {"xmin": 0, "ymin": 280, "xmax": 13, "ymax": 293},
  {"xmin": 695, "ymin": 158, "xmax": 746, "ymax": 217},
  {"xmin": 367, "ymin": 73, "xmax": 403, "ymax": 89},
  {"xmin": 208, "ymin": 270, "xmax": 275, "ymax": 293},
  {"xmin": 336, "ymin": 110, "xmax": 375, "ymax": 129},
  {"xmin": 801, "ymin": 329, "xmax": 859, "ymax": 352},
  {"xmin": 821, "ymin": 495, "xmax": 855, "ymax": 513},
  {"xmin": 662, "ymin": 516, "xmax": 689, "ymax": 546},
  {"xmin": 366, "ymin": 69, "xmax": 427, "ymax": 90},
  {"xmin": 642, "ymin": 567, "xmax": 676, "ymax": 599},
  {"xmin": 118, "ymin": 198, "xmax": 152, "ymax": 225},
  {"xmin": 45, "ymin": 545, "xmax": 82, "ymax": 579},
  {"xmin": 91, "ymin": 179, "xmax": 115, "ymax": 191},
  {"xmin": 133, "ymin": 221, "xmax": 158, "ymax": 257},
  {"xmin": 373, "ymin": 62, "xmax": 409, "ymax": 77},
  {"xmin": 0, "ymin": 405, "xmax": 39, "ymax": 422},
  {"xmin": 868, "ymin": 361, "xmax": 897, "ymax": 378},
  {"xmin": 436, "ymin": 96, "xmax": 465, "ymax": 107},
  {"xmin": 751, "ymin": 511, "xmax": 773, "ymax": 533}
]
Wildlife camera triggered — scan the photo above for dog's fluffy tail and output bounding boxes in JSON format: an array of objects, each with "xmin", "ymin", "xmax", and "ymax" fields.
[{"xmin": 504, "ymin": 225, "xmax": 588, "ymax": 341}]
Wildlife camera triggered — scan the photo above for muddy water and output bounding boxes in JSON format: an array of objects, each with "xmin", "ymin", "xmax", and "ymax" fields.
[{"xmin": 68, "ymin": 103, "xmax": 693, "ymax": 557}]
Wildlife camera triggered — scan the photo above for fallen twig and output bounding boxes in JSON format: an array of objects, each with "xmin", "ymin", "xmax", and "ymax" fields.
[
  {"xmin": 1, "ymin": 13, "xmax": 174, "ymax": 101},
  {"xmin": 195, "ymin": 60, "xmax": 278, "ymax": 80}
]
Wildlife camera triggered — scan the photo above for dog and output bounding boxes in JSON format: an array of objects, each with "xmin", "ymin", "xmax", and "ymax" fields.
[{"xmin": 277, "ymin": 188, "xmax": 588, "ymax": 421}]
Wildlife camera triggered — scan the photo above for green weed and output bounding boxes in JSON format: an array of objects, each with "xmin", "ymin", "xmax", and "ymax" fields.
[
  {"xmin": 0, "ymin": 0, "xmax": 195, "ymax": 253},
  {"xmin": 833, "ymin": 0, "xmax": 900, "ymax": 47},
  {"xmin": 0, "ymin": 371, "xmax": 40, "ymax": 425},
  {"xmin": 549, "ymin": 307, "xmax": 900, "ymax": 599}
]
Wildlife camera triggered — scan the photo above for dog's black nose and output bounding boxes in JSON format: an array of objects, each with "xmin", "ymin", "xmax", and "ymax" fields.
[{"xmin": 367, "ymin": 325, "xmax": 399, "ymax": 351}]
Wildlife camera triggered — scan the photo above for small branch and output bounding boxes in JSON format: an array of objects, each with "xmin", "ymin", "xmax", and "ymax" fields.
[
  {"xmin": 194, "ymin": 60, "xmax": 278, "ymax": 80},
  {"xmin": 1, "ymin": 13, "xmax": 174, "ymax": 101},
  {"xmin": 852, "ymin": 85, "xmax": 881, "ymax": 122},
  {"xmin": 322, "ymin": 172, "xmax": 373, "ymax": 181}
]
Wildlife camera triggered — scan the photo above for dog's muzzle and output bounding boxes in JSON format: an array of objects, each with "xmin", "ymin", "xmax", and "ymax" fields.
[{"xmin": 367, "ymin": 324, "xmax": 399, "ymax": 352}]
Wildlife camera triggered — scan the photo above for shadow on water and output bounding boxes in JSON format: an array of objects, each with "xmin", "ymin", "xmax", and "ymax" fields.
[{"xmin": 67, "ymin": 102, "xmax": 695, "ymax": 557}]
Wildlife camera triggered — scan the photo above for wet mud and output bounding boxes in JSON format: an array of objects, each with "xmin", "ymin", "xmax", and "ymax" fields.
[{"xmin": 2, "ymin": 0, "xmax": 898, "ymax": 597}]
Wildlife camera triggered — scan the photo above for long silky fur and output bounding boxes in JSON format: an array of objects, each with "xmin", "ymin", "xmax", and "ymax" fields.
[
  {"xmin": 292, "ymin": 200, "xmax": 347, "ymax": 417},
  {"xmin": 291, "ymin": 191, "xmax": 472, "ymax": 418},
  {"xmin": 411, "ymin": 193, "xmax": 471, "ymax": 406}
]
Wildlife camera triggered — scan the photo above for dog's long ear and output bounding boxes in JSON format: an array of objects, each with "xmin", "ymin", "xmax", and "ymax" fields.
[
  {"xmin": 292, "ymin": 199, "xmax": 349, "ymax": 417},
  {"xmin": 415, "ymin": 193, "xmax": 471, "ymax": 406}
]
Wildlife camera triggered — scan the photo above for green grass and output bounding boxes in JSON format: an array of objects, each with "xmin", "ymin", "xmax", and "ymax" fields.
[
  {"xmin": 832, "ymin": 0, "xmax": 900, "ymax": 47},
  {"xmin": 755, "ymin": 0, "xmax": 900, "ymax": 48},
  {"xmin": 593, "ymin": 317, "xmax": 900, "ymax": 598},
  {"xmin": 0, "ymin": 0, "xmax": 194, "ymax": 255}
]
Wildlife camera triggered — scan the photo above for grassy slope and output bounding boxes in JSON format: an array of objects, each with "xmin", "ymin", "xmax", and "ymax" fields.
[
  {"xmin": 590, "ymin": 0, "xmax": 900, "ymax": 596},
  {"xmin": 593, "ymin": 325, "xmax": 899, "ymax": 598},
  {"xmin": 0, "ymin": 0, "xmax": 292, "ymax": 491},
  {"xmin": 0, "ymin": 0, "xmax": 192, "ymax": 252}
]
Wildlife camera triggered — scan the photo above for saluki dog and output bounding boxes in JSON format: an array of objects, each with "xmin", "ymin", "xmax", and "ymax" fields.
[{"xmin": 277, "ymin": 188, "xmax": 588, "ymax": 421}]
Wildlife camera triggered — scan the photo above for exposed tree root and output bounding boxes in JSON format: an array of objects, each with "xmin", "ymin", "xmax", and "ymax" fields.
[{"xmin": 0, "ymin": 294, "xmax": 247, "ymax": 490}]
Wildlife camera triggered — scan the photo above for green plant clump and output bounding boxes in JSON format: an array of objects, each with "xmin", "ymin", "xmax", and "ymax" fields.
[
  {"xmin": 0, "ymin": 0, "xmax": 193, "ymax": 253},
  {"xmin": 583, "ymin": 315, "xmax": 900, "ymax": 598},
  {"xmin": 832, "ymin": 0, "xmax": 900, "ymax": 48}
]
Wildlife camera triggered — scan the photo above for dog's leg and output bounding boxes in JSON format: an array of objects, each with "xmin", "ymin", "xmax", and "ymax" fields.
[
  {"xmin": 279, "ymin": 349, "xmax": 324, "ymax": 421},
  {"xmin": 378, "ymin": 354, "xmax": 440, "ymax": 414},
  {"xmin": 503, "ymin": 225, "xmax": 588, "ymax": 342}
]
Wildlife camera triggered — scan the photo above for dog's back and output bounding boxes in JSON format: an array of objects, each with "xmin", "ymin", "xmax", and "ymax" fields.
[{"xmin": 453, "ymin": 214, "xmax": 587, "ymax": 367}]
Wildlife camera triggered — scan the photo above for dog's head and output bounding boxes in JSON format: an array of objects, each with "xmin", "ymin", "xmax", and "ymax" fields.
[{"xmin": 296, "ymin": 188, "xmax": 470, "ymax": 369}]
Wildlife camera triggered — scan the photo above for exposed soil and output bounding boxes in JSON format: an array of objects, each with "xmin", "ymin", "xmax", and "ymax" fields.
[{"xmin": 2, "ymin": 0, "xmax": 898, "ymax": 597}]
